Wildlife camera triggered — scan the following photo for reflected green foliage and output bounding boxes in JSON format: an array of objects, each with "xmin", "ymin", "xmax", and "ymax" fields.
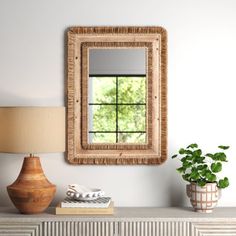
[
  {"xmin": 89, "ymin": 76, "xmax": 146, "ymax": 143},
  {"xmin": 118, "ymin": 105, "xmax": 145, "ymax": 142},
  {"xmin": 118, "ymin": 132, "xmax": 145, "ymax": 143},
  {"xmin": 92, "ymin": 105, "xmax": 116, "ymax": 131},
  {"xmin": 118, "ymin": 77, "xmax": 146, "ymax": 103},
  {"xmin": 93, "ymin": 133, "xmax": 116, "ymax": 143},
  {"xmin": 91, "ymin": 77, "xmax": 116, "ymax": 103}
]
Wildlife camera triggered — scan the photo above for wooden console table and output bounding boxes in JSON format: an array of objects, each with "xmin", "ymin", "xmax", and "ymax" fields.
[{"xmin": 0, "ymin": 207, "xmax": 236, "ymax": 235}]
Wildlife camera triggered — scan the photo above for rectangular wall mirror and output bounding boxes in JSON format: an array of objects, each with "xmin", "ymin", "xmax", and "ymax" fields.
[
  {"xmin": 88, "ymin": 48, "xmax": 146, "ymax": 145},
  {"xmin": 67, "ymin": 27, "xmax": 167, "ymax": 165}
]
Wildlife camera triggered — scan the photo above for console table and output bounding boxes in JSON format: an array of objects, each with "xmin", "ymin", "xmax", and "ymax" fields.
[{"xmin": 0, "ymin": 207, "xmax": 236, "ymax": 236}]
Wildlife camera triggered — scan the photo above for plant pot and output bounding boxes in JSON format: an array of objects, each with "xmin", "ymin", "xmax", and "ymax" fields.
[{"xmin": 186, "ymin": 182, "xmax": 221, "ymax": 213}]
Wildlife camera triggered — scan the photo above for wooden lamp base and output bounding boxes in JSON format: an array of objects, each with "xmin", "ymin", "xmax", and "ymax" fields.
[{"xmin": 7, "ymin": 156, "xmax": 56, "ymax": 214}]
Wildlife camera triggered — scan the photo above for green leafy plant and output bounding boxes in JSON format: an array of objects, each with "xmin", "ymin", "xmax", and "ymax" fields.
[{"xmin": 172, "ymin": 144, "xmax": 230, "ymax": 188}]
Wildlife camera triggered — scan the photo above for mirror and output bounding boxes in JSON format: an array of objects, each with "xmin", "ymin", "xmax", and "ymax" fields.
[
  {"xmin": 67, "ymin": 27, "xmax": 167, "ymax": 165},
  {"xmin": 88, "ymin": 48, "xmax": 146, "ymax": 144}
]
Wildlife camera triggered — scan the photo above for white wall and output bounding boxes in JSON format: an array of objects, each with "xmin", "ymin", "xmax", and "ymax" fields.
[{"xmin": 0, "ymin": 0, "xmax": 236, "ymax": 207}]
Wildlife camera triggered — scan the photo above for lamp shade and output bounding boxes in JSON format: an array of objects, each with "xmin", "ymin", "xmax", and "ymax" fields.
[{"xmin": 0, "ymin": 107, "xmax": 65, "ymax": 154}]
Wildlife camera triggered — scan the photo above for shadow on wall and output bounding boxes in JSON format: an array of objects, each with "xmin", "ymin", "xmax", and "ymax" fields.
[
  {"xmin": 162, "ymin": 161, "xmax": 187, "ymax": 207},
  {"xmin": 63, "ymin": 28, "xmax": 68, "ymax": 106},
  {"xmin": 0, "ymin": 154, "xmax": 23, "ymax": 207},
  {"xmin": 167, "ymin": 144, "xmax": 187, "ymax": 207},
  {"xmin": 0, "ymin": 89, "xmax": 62, "ymax": 107},
  {"xmin": 168, "ymin": 173, "xmax": 186, "ymax": 207}
]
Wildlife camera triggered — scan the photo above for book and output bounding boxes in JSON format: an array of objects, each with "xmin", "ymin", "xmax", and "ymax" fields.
[
  {"xmin": 61, "ymin": 197, "xmax": 111, "ymax": 208},
  {"xmin": 55, "ymin": 201, "xmax": 114, "ymax": 215}
]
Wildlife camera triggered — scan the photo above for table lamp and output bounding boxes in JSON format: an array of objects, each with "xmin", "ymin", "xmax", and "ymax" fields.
[{"xmin": 0, "ymin": 107, "xmax": 65, "ymax": 214}]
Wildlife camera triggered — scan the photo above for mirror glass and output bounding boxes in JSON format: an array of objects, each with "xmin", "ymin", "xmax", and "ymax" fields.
[{"xmin": 88, "ymin": 48, "xmax": 147, "ymax": 144}]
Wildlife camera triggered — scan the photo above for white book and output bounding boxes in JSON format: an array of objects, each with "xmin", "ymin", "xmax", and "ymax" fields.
[{"xmin": 61, "ymin": 197, "xmax": 111, "ymax": 208}]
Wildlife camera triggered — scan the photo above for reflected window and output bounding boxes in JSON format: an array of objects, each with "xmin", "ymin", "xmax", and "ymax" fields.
[{"xmin": 88, "ymin": 75, "xmax": 146, "ymax": 143}]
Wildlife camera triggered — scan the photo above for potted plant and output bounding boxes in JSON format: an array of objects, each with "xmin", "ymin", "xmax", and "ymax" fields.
[{"xmin": 172, "ymin": 144, "xmax": 229, "ymax": 213}]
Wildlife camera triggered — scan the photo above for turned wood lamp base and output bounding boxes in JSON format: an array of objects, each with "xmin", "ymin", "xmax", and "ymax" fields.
[{"xmin": 7, "ymin": 156, "xmax": 56, "ymax": 214}]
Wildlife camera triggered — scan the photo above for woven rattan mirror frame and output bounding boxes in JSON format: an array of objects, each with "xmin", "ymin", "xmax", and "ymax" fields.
[{"xmin": 67, "ymin": 26, "xmax": 167, "ymax": 165}]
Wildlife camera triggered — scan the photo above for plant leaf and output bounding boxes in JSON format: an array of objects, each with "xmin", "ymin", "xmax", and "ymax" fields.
[
  {"xmin": 218, "ymin": 145, "xmax": 230, "ymax": 150},
  {"xmin": 182, "ymin": 173, "xmax": 190, "ymax": 181},
  {"xmin": 181, "ymin": 156, "xmax": 192, "ymax": 162},
  {"xmin": 211, "ymin": 162, "xmax": 222, "ymax": 173},
  {"xmin": 200, "ymin": 168, "xmax": 208, "ymax": 177},
  {"xmin": 193, "ymin": 149, "xmax": 202, "ymax": 157},
  {"xmin": 179, "ymin": 148, "xmax": 185, "ymax": 154},
  {"xmin": 197, "ymin": 165, "xmax": 205, "ymax": 170},
  {"xmin": 195, "ymin": 156, "xmax": 205, "ymax": 163},
  {"xmin": 183, "ymin": 161, "xmax": 192, "ymax": 168},
  {"xmin": 171, "ymin": 154, "xmax": 178, "ymax": 159},
  {"xmin": 190, "ymin": 169, "xmax": 200, "ymax": 181},
  {"xmin": 197, "ymin": 179, "xmax": 207, "ymax": 187},
  {"xmin": 218, "ymin": 177, "xmax": 229, "ymax": 188},
  {"xmin": 187, "ymin": 143, "xmax": 198, "ymax": 149},
  {"xmin": 214, "ymin": 152, "xmax": 227, "ymax": 162},
  {"xmin": 177, "ymin": 167, "xmax": 186, "ymax": 173},
  {"xmin": 185, "ymin": 150, "xmax": 193, "ymax": 155},
  {"xmin": 205, "ymin": 171, "xmax": 216, "ymax": 182},
  {"xmin": 197, "ymin": 164, "xmax": 208, "ymax": 173},
  {"xmin": 206, "ymin": 153, "xmax": 214, "ymax": 158}
]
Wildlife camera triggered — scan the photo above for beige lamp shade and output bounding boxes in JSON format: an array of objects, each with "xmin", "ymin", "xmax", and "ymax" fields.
[{"xmin": 0, "ymin": 107, "xmax": 65, "ymax": 154}]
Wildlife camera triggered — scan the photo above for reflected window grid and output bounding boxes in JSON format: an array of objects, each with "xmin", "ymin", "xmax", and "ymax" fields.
[{"xmin": 88, "ymin": 75, "xmax": 146, "ymax": 143}]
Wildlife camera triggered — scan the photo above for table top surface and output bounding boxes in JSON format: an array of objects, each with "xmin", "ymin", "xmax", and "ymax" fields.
[{"xmin": 0, "ymin": 207, "xmax": 236, "ymax": 222}]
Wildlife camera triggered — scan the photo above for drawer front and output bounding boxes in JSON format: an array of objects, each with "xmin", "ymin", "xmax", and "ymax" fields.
[
  {"xmin": 43, "ymin": 221, "xmax": 118, "ymax": 236},
  {"xmin": 0, "ymin": 223, "xmax": 42, "ymax": 236},
  {"xmin": 119, "ymin": 221, "xmax": 191, "ymax": 236},
  {"xmin": 191, "ymin": 222, "xmax": 236, "ymax": 236},
  {"xmin": 119, "ymin": 221, "xmax": 236, "ymax": 236}
]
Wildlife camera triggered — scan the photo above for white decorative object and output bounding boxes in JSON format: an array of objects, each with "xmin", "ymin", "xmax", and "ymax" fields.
[
  {"xmin": 61, "ymin": 197, "xmax": 111, "ymax": 208},
  {"xmin": 187, "ymin": 182, "xmax": 221, "ymax": 213},
  {"xmin": 66, "ymin": 184, "xmax": 104, "ymax": 201}
]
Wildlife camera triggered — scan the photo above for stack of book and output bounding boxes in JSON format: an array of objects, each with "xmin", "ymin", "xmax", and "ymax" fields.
[{"xmin": 55, "ymin": 197, "xmax": 114, "ymax": 215}]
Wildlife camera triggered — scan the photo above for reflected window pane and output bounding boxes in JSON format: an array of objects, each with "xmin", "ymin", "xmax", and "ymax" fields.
[
  {"xmin": 118, "ymin": 77, "xmax": 146, "ymax": 103},
  {"xmin": 118, "ymin": 133, "xmax": 146, "ymax": 143},
  {"xmin": 118, "ymin": 105, "xmax": 146, "ymax": 132},
  {"xmin": 89, "ymin": 105, "xmax": 116, "ymax": 132},
  {"xmin": 89, "ymin": 77, "xmax": 116, "ymax": 103},
  {"xmin": 91, "ymin": 133, "xmax": 116, "ymax": 143}
]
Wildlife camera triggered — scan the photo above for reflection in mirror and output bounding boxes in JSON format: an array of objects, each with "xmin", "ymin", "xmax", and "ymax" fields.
[{"xmin": 88, "ymin": 48, "xmax": 147, "ymax": 144}]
